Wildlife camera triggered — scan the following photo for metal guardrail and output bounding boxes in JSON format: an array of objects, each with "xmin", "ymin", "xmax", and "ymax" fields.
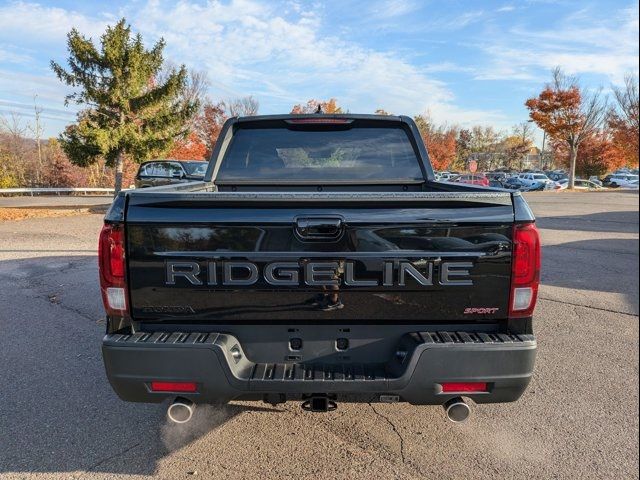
[{"xmin": 0, "ymin": 187, "xmax": 114, "ymax": 196}]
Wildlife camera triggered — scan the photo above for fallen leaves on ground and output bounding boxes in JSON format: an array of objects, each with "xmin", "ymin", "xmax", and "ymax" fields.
[{"xmin": 0, "ymin": 207, "xmax": 94, "ymax": 222}]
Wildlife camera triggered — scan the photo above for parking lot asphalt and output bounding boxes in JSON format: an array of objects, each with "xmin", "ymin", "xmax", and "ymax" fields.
[{"xmin": 0, "ymin": 191, "xmax": 638, "ymax": 479}]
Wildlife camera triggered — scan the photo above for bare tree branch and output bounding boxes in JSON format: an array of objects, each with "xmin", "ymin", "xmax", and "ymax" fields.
[
  {"xmin": 576, "ymin": 87, "xmax": 608, "ymax": 145},
  {"xmin": 224, "ymin": 96, "xmax": 259, "ymax": 117},
  {"xmin": 611, "ymin": 73, "xmax": 639, "ymax": 131}
]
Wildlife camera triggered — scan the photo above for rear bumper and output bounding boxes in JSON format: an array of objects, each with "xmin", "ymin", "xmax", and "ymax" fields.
[
  {"xmin": 102, "ymin": 331, "xmax": 536, "ymax": 405},
  {"xmin": 102, "ymin": 332, "xmax": 536, "ymax": 405}
]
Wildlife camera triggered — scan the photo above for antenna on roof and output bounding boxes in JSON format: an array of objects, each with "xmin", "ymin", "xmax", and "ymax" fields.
[{"xmin": 315, "ymin": 104, "xmax": 323, "ymax": 114}]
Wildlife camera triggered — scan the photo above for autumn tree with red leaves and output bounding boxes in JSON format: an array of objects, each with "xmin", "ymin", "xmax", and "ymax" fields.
[
  {"xmin": 414, "ymin": 115, "xmax": 457, "ymax": 171},
  {"xmin": 525, "ymin": 68, "xmax": 607, "ymax": 189},
  {"xmin": 552, "ymin": 132, "xmax": 625, "ymax": 178},
  {"xmin": 167, "ymin": 131, "xmax": 208, "ymax": 160},
  {"xmin": 41, "ymin": 138, "xmax": 87, "ymax": 187},
  {"xmin": 608, "ymin": 74, "xmax": 639, "ymax": 168},
  {"xmin": 195, "ymin": 101, "xmax": 226, "ymax": 155},
  {"xmin": 185, "ymin": 97, "xmax": 258, "ymax": 159}
]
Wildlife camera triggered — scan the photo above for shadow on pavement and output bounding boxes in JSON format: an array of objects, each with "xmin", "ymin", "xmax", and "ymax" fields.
[
  {"xmin": 0, "ymin": 255, "xmax": 281, "ymax": 476},
  {"xmin": 536, "ymin": 210, "xmax": 639, "ymax": 234},
  {"xmin": 541, "ymin": 238, "xmax": 639, "ymax": 313}
]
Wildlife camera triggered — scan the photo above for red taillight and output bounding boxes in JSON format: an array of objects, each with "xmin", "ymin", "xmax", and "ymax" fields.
[
  {"xmin": 98, "ymin": 223, "xmax": 127, "ymax": 315},
  {"xmin": 509, "ymin": 223, "xmax": 541, "ymax": 317},
  {"xmin": 441, "ymin": 382, "xmax": 487, "ymax": 393},
  {"xmin": 150, "ymin": 381, "xmax": 198, "ymax": 393}
]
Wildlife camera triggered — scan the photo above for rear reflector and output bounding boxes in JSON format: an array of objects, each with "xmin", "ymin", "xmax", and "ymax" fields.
[
  {"xmin": 106, "ymin": 287, "xmax": 126, "ymax": 311},
  {"xmin": 512, "ymin": 287, "xmax": 534, "ymax": 311},
  {"xmin": 441, "ymin": 382, "xmax": 487, "ymax": 393},
  {"xmin": 151, "ymin": 381, "xmax": 198, "ymax": 393}
]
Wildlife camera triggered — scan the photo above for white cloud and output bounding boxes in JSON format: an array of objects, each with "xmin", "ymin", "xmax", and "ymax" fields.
[
  {"xmin": 0, "ymin": 100, "xmax": 77, "ymax": 123},
  {"xmin": 0, "ymin": 69, "xmax": 79, "ymax": 136},
  {"xmin": 366, "ymin": 0, "xmax": 421, "ymax": 19},
  {"xmin": 0, "ymin": 45, "xmax": 33, "ymax": 64},
  {"xmin": 474, "ymin": 4, "xmax": 639, "ymax": 84},
  {"xmin": 0, "ymin": 69, "xmax": 73, "ymax": 104},
  {"xmin": 427, "ymin": 103, "xmax": 509, "ymax": 129},
  {"xmin": 0, "ymin": 1, "xmax": 112, "ymax": 42},
  {"xmin": 422, "ymin": 62, "xmax": 475, "ymax": 74},
  {"xmin": 0, "ymin": 0, "xmax": 513, "ymax": 132},
  {"xmin": 123, "ymin": 0, "xmax": 502, "ymax": 120},
  {"xmin": 428, "ymin": 10, "xmax": 485, "ymax": 30}
]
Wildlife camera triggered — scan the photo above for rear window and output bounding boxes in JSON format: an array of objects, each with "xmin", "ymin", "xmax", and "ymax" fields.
[
  {"xmin": 533, "ymin": 174, "xmax": 548, "ymax": 180},
  {"xmin": 216, "ymin": 125, "xmax": 423, "ymax": 182},
  {"xmin": 182, "ymin": 162, "xmax": 208, "ymax": 176}
]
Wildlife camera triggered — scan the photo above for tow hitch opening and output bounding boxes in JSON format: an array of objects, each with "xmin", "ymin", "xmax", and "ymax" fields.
[{"xmin": 302, "ymin": 394, "xmax": 337, "ymax": 413}]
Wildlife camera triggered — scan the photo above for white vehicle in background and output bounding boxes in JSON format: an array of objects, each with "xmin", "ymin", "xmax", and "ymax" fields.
[
  {"xmin": 447, "ymin": 173, "xmax": 461, "ymax": 182},
  {"xmin": 438, "ymin": 172, "xmax": 461, "ymax": 182},
  {"xmin": 573, "ymin": 179, "xmax": 604, "ymax": 190},
  {"xmin": 608, "ymin": 174, "xmax": 639, "ymax": 188},
  {"xmin": 588, "ymin": 176, "xmax": 603, "ymax": 186},
  {"xmin": 519, "ymin": 173, "xmax": 556, "ymax": 190},
  {"xmin": 556, "ymin": 178, "xmax": 604, "ymax": 190}
]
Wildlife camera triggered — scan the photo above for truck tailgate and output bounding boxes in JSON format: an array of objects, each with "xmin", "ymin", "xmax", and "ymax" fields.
[{"xmin": 125, "ymin": 192, "xmax": 514, "ymax": 323}]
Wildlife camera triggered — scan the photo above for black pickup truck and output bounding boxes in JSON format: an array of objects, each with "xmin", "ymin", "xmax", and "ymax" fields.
[{"xmin": 100, "ymin": 114, "xmax": 540, "ymax": 423}]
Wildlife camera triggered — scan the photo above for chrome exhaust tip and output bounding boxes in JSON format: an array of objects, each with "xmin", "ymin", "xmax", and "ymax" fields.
[
  {"xmin": 167, "ymin": 397, "xmax": 195, "ymax": 424},
  {"xmin": 443, "ymin": 397, "xmax": 470, "ymax": 423}
]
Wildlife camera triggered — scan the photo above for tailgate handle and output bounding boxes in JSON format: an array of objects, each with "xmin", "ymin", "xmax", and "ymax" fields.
[{"xmin": 295, "ymin": 217, "xmax": 344, "ymax": 241}]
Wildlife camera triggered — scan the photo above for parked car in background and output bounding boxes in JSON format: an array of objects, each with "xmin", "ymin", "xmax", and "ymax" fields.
[
  {"xmin": 437, "ymin": 172, "xmax": 462, "ymax": 182},
  {"xmin": 135, "ymin": 160, "xmax": 208, "ymax": 188},
  {"xmin": 502, "ymin": 177, "xmax": 527, "ymax": 190},
  {"xmin": 606, "ymin": 174, "xmax": 639, "ymax": 188},
  {"xmin": 435, "ymin": 171, "xmax": 453, "ymax": 181},
  {"xmin": 621, "ymin": 180, "xmax": 639, "ymax": 190},
  {"xmin": 518, "ymin": 173, "xmax": 555, "ymax": 190},
  {"xmin": 456, "ymin": 173, "xmax": 489, "ymax": 187},
  {"xmin": 548, "ymin": 172, "xmax": 568, "ymax": 182},
  {"xmin": 486, "ymin": 172, "xmax": 508, "ymax": 184},
  {"xmin": 526, "ymin": 181, "xmax": 548, "ymax": 192},
  {"xmin": 588, "ymin": 176, "xmax": 603, "ymax": 186},
  {"xmin": 601, "ymin": 175, "xmax": 614, "ymax": 187},
  {"xmin": 573, "ymin": 179, "xmax": 604, "ymax": 190}
]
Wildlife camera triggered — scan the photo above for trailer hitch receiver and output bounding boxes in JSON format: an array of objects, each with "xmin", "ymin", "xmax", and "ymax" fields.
[{"xmin": 302, "ymin": 394, "xmax": 337, "ymax": 412}]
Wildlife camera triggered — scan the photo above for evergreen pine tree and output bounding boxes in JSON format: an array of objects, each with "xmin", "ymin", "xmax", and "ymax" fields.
[{"xmin": 51, "ymin": 19, "xmax": 198, "ymax": 193}]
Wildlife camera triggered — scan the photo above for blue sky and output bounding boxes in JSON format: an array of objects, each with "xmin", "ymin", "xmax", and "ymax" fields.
[{"xmin": 0, "ymin": 0, "xmax": 638, "ymax": 141}]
